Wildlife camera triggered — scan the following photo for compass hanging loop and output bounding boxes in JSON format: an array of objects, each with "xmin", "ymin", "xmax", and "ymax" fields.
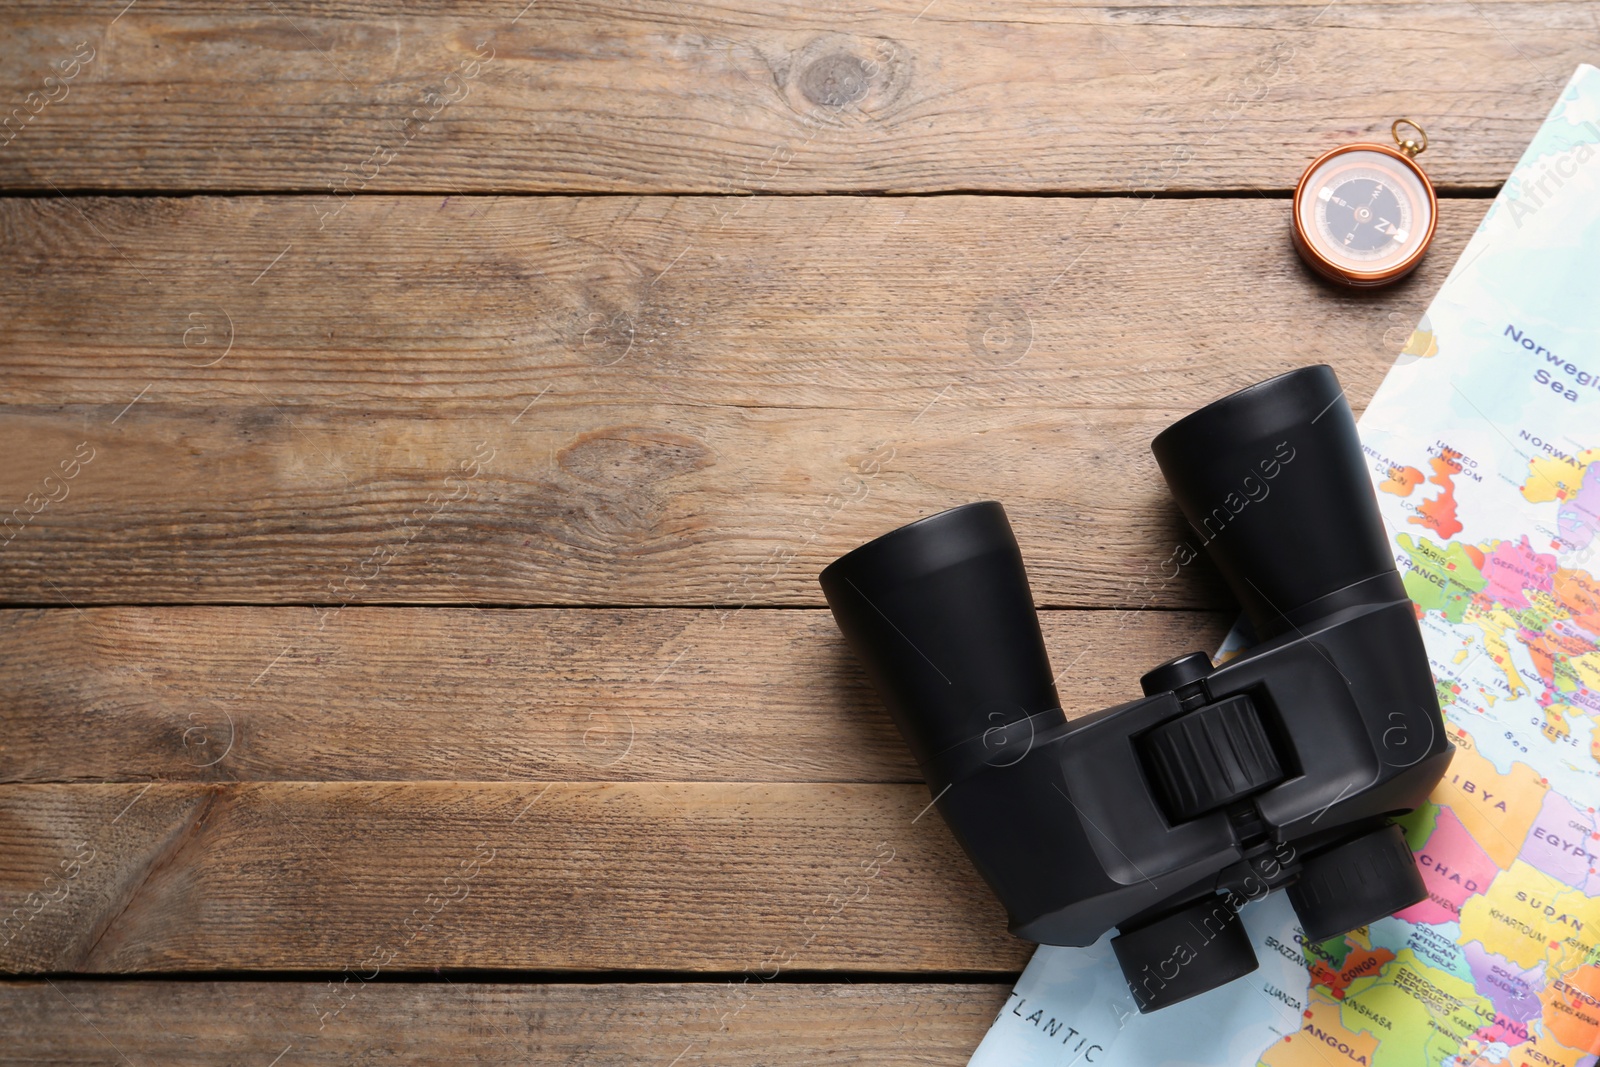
[{"xmin": 1392, "ymin": 119, "xmax": 1428, "ymax": 158}]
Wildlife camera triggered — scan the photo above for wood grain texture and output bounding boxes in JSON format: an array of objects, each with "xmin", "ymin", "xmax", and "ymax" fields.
[
  {"xmin": 0, "ymin": 606, "xmax": 1229, "ymax": 785},
  {"xmin": 0, "ymin": 1, "xmax": 1587, "ymax": 193},
  {"xmin": 0, "ymin": 193, "xmax": 1474, "ymax": 606},
  {"xmin": 0, "ymin": 980, "xmax": 1011, "ymax": 1065},
  {"xmin": 0, "ymin": 781, "xmax": 1031, "ymax": 973}
]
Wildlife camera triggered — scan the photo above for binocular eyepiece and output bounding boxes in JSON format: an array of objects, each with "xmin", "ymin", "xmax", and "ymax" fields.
[{"xmin": 821, "ymin": 365, "xmax": 1452, "ymax": 1011}]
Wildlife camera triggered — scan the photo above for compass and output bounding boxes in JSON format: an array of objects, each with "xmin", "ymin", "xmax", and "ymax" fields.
[{"xmin": 1291, "ymin": 120, "xmax": 1437, "ymax": 288}]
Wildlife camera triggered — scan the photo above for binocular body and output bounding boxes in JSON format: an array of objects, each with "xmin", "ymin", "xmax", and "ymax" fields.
[{"xmin": 820, "ymin": 365, "xmax": 1453, "ymax": 1011}]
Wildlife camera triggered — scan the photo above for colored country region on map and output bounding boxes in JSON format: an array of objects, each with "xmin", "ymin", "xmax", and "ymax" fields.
[
  {"xmin": 1482, "ymin": 536, "xmax": 1561, "ymax": 611},
  {"xmin": 1469, "ymin": 1016, "xmax": 1531, "ymax": 1052},
  {"xmin": 1540, "ymin": 700, "xmax": 1575, "ymax": 742},
  {"xmin": 1560, "ymin": 470, "xmax": 1600, "ymax": 552},
  {"xmin": 1315, "ymin": 931, "xmax": 1355, "ymax": 970},
  {"xmin": 1313, "ymin": 942, "xmax": 1397, "ymax": 1000},
  {"xmin": 1400, "ymin": 803, "xmax": 1440, "ymax": 853},
  {"xmin": 1553, "ymin": 567, "xmax": 1600, "ymax": 639},
  {"xmin": 1544, "ymin": 965, "xmax": 1600, "ymax": 1059},
  {"xmin": 1340, "ymin": 948, "xmax": 1495, "ymax": 1067},
  {"xmin": 1381, "ymin": 465, "xmax": 1426, "ymax": 497},
  {"xmin": 1464, "ymin": 940, "xmax": 1545, "ymax": 1036},
  {"xmin": 1497, "ymin": 1029, "xmax": 1594, "ymax": 1067},
  {"xmin": 1569, "ymin": 644, "xmax": 1600, "ymax": 693},
  {"xmin": 1521, "ymin": 790, "xmax": 1600, "ymax": 895},
  {"xmin": 1258, "ymin": 987, "xmax": 1377, "ymax": 1067},
  {"xmin": 1399, "ymin": 534, "xmax": 1486, "ymax": 623},
  {"xmin": 1524, "ymin": 589, "xmax": 1572, "ymax": 635},
  {"xmin": 1395, "ymin": 919, "xmax": 1473, "ymax": 985},
  {"xmin": 1398, "ymin": 808, "xmax": 1499, "ymax": 926},
  {"xmin": 1524, "ymin": 623, "xmax": 1600, "ymax": 699},
  {"xmin": 1401, "ymin": 320, "xmax": 1439, "ymax": 361},
  {"xmin": 1522, "ymin": 450, "xmax": 1600, "ymax": 505},
  {"xmin": 1463, "ymin": 598, "xmax": 1534, "ymax": 700},
  {"xmin": 1522, "ymin": 448, "xmax": 1600, "ymax": 552},
  {"xmin": 1438, "ymin": 735, "xmax": 1548, "ymax": 868},
  {"xmin": 1459, "ymin": 859, "xmax": 1599, "ymax": 973},
  {"xmin": 1408, "ymin": 451, "xmax": 1467, "ymax": 540}
]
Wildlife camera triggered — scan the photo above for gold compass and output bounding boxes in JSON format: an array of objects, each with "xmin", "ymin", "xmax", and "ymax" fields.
[{"xmin": 1292, "ymin": 120, "xmax": 1438, "ymax": 288}]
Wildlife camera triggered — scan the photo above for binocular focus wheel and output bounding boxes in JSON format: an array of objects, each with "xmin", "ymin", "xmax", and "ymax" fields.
[
  {"xmin": 1287, "ymin": 823, "xmax": 1427, "ymax": 943},
  {"xmin": 1141, "ymin": 694, "xmax": 1285, "ymax": 822}
]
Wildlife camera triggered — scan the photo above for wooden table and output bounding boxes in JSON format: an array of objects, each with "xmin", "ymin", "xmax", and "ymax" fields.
[{"xmin": 0, "ymin": 1, "xmax": 1587, "ymax": 1061}]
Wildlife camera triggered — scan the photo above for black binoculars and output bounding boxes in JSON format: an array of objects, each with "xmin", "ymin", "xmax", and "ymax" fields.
[{"xmin": 820, "ymin": 365, "xmax": 1453, "ymax": 1011}]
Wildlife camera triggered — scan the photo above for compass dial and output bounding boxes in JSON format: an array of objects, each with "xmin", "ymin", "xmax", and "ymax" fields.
[{"xmin": 1292, "ymin": 144, "xmax": 1436, "ymax": 287}]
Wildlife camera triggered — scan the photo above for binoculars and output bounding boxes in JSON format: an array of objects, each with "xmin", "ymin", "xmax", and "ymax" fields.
[{"xmin": 820, "ymin": 365, "xmax": 1452, "ymax": 1011}]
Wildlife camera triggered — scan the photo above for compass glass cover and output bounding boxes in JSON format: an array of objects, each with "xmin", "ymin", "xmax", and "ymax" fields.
[{"xmin": 1296, "ymin": 148, "xmax": 1432, "ymax": 275}]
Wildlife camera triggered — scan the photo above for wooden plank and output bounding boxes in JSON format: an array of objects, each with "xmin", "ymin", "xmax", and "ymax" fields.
[
  {"xmin": 0, "ymin": 193, "xmax": 1473, "ymax": 606},
  {"xmin": 0, "ymin": 979, "xmax": 1010, "ymax": 1065},
  {"xmin": 0, "ymin": 606, "xmax": 1229, "ymax": 785},
  {"xmin": 0, "ymin": 781, "xmax": 1032, "ymax": 973},
  {"xmin": 0, "ymin": 2, "xmax": 1583, "ymax": 193}
]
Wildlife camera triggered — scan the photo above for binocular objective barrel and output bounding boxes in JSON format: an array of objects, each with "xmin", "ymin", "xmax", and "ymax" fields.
[
  {"xmin": 818, "ymin": 501, "xmax": 1062, "ymax": 784},
  {"xmin": 1151, "ymin": 365, "xmax": 1399, "ymax": 637}
]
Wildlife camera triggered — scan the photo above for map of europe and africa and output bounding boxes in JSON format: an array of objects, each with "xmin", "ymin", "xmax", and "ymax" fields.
[{"xmin": 970, "ymin": 64, "xmax": 1600, "ymax": 1067}]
